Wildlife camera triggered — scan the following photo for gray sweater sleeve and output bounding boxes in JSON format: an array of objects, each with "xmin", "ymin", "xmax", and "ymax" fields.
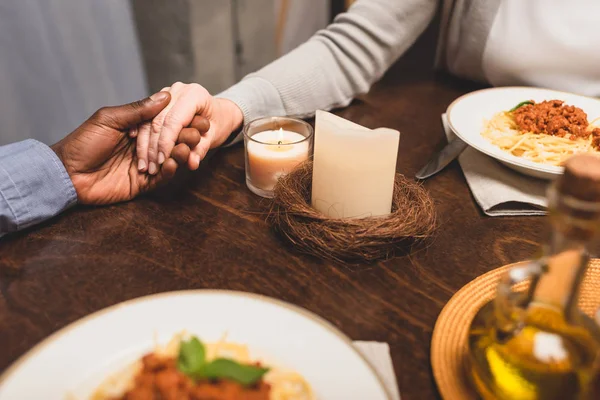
[{"xmin": 217, "ymin": 0, "xmax": 437, "ymax": 129}]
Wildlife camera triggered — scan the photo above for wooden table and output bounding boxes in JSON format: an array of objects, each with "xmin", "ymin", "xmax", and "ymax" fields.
[{"xmin": 0, "ymin": 26, "xmax": 545, "ymax": 400}]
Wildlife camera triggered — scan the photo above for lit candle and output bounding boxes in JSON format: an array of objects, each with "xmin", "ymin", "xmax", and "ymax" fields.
[
  {"xmin": 311, "ymin": 110, "xmax": 400, "ymax": 218},
  {"xmin": 246, "ymin": 127, "xmax": 311, "ymax": 196}
]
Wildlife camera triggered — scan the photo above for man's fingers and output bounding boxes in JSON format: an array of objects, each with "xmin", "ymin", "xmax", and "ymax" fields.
[
  {"xmin": 142, "ymin": 156, "xmax": 178, "ymax": 197},
  {"xmin": 135, "ymin": 122, "xmax": 152, "ymax": 172},
  {"xmin": 190, "ymin": 115, "xmax": 210, "ymax": 133},
  {"xmin": 178, "ymin": 127, "xmax": 202, "ymax": 149},
  {"xmin": 159, "ymin": 158, "xmax": 178, "ymax": 180},
  {"xmin": 93, "ymin": 91, "xmax": 171, "ymax": 130},
  {"xmin": 169, "ymin": 128, "xmax": 201, "ymax": 168},
  {"xmin": 171, "ymin": 143, "xmax": 191, "ymax": 165}
]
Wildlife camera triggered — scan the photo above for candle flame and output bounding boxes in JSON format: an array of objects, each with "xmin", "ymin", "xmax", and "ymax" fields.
[{"xmin": 277, "ymin": 127, "xmax": 284, "ymax": 145}]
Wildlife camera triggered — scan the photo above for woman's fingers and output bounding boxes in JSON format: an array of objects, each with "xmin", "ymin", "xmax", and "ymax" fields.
[
  {"xmin": 187, "ymin": 126, "xmax": 215, "ymax": 170},
  {"xmin": 182, "ymin": 117, "xmax": 209, "ymax": 170},
  {"xmin": 136, "ymin": 83, "xmax": 211, "ymax": 176},
  {"xmin": 136, "ymin": 87, "xmax": 170, "ymax": 174},
  {"xmin": 157, "ymin": 84, "xmax": 210, "ymax": 167},
  {"xmin": 147, "ymin": 85, "xmax": 180, "ymax": 174},
  {"xmin": 135, "ymin": 122, "xmax": 152, "ymax": 172}
]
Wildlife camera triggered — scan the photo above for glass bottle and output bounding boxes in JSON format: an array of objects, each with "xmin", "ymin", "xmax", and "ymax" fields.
[{"xmin": 467, "ymin": 154, "xmax": 600, "ymax": 400}]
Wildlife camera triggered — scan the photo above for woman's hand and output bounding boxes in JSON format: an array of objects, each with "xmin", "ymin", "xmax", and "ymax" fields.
[{"xmin": 136, "ymin": 82, "xmax": 244, "ymax": 175}]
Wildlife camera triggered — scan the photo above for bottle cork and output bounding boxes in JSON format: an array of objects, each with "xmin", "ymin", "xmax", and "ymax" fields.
[{"xmin": 558, "ymin": 154, "xmax": 600, "ymax": 202}]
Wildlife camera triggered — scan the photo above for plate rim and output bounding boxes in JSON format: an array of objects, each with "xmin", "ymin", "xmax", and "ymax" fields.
[
  {"xmin": 446, "ymin": 86, "xmax": 600, "ymax": 177},
  {"xmin": 0, "ymin": 289, "xmax": 392, "ymax": 400}
]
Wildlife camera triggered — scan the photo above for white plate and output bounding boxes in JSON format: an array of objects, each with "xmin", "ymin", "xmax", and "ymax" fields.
[
  {"xmin": 0, "ymin": 290, "xmax": 391, "ymax": 400},
  {"xmin": 447, "ymin": 87, "xmax": 600, "ymax": 180}
]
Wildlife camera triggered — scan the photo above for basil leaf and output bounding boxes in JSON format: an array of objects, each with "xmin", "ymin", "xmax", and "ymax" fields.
[
  {"xmin": 177, "ymin": 336, "xmax": 206, "ymax": 377},
  {"xmin": 202, "ymin": 358, "xmax": 269, "ymax": 386},
  {"xmin": 509, "ymin": 100, "xmax": 534, "ymax": 112}
]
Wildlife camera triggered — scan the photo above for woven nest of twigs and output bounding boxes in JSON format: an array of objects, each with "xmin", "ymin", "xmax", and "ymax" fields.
[{"xmin": 267, "ymin": 162, "xmax": 437, "ymax": 263}]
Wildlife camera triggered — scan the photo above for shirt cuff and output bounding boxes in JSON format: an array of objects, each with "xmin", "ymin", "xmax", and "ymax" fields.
[
  {"xmin": 216, "ymin": 77, "xmax": 288, "ymax": 146},
  {"xmin": 0, "ymin": 139, "xmax": 77, "ymax": 234}
]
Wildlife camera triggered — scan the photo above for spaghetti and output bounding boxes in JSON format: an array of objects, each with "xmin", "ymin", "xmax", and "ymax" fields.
[
  {"xmin": 92, "ymin": 333, "xmax": 314, "ymax": 400},
  {"xmin": 481, "ymin": 100, "xmax": 600, "ymax": 166}
]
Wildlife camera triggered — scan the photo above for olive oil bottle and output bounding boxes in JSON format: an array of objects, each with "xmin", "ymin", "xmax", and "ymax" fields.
[{"xmin": 468, "ymin": 154, "xmax": 600, "ymax": 400}]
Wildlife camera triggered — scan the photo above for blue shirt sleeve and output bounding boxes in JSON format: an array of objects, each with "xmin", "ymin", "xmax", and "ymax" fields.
[{"xmin": 0, "ymin": 139, "xmax": 77, "ymax": 237}]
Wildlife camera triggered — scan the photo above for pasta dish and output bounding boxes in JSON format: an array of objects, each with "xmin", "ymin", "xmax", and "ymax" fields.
[
  {"xmin": 481, "ymin": 99, "xmax": 600, "ymax": 166},
  {"xmin": 92, "ymin": 333, "xmax": 314, "ymax": 400}
]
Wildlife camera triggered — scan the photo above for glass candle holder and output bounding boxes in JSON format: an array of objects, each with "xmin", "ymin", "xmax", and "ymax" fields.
[{"xmin": 244, "ymin": 117, "xmax": 314, "ymax": 198}]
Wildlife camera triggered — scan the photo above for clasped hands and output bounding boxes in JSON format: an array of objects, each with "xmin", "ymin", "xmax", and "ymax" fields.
[{"xmin": 52, "ymin": 83, "xmax": 243, "ymax": 205}]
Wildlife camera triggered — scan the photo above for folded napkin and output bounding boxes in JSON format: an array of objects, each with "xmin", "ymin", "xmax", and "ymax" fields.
[
  {"xmin": 442, "ymin": 114, "xmax": 548, "ymax": 216},
  {"xmin": 354, "ymin": 341, "xmax": 401, "ymax": 400}
]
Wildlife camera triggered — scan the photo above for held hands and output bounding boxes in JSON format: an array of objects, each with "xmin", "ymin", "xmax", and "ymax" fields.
[
  {"xmin": 53, "ymin": 82, "xmax": 244, "ymax": 205},
  {"xmin": 51, "ymin": 92, "xmax": 209, "ymax": 205},
  {"xmin": 134, "ymin": 82, "xmax": 244, "ymax": 174}
]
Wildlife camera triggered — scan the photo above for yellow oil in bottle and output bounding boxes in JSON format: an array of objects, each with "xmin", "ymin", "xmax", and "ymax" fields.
[
  {"xmin": 467, "ymin": 155, "xmax": 600, "ymax": 400},
  {"xmin": 468, "ymin": 299, "xmax": 600, "ymax": 400}
]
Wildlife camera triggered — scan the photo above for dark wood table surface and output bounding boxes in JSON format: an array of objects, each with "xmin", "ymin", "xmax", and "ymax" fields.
[{"xmin": 0, "ymin": 24, "xmax": 547, "ymax": 400}]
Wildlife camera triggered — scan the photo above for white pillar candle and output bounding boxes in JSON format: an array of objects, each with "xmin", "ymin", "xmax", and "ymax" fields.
[
  {"xmin": 311, "ymin": 110, "xmax": 400, "ymax": 219},
  {"xmin": 246, "ymin": 128, "xmax": 310, "ymax": 192}
]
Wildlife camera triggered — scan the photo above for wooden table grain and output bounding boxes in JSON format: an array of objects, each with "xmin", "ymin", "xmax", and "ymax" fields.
[{"xmin": 0, "ymin": 26, "xmax": 546, "ymax": 400}]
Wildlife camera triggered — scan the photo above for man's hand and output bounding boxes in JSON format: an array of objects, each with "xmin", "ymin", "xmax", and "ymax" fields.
[
  {"xmin": 135, "ymin": 82, "xmax": 244, "ymax": 174},
  {"xmin": 51, "ymin": 92, "xmax": 208, "ymax": 205}
]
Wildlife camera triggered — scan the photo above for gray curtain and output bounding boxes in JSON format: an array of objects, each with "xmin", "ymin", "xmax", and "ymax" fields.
[
  {"xmin": 0, "ymin": 0, "xmax": 148, "ymax": 146},
  {"xmin": 130, "ymin": 0, "xmax": 328, "ymax": 95},
  {"xmin": 131, "ymin": 0, "xmax": 277, "ymax": 95}
]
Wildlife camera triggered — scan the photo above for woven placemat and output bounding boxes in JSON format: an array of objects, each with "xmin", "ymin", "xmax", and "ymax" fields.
[{"xmin": 431, "ymin": 259, "xmax": 600, "ymax": 400}]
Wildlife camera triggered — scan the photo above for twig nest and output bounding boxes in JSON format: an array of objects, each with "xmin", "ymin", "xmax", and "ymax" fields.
[{"xmin": 268, "ymin": 162, "xmax": 437, "ymax": 263}]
